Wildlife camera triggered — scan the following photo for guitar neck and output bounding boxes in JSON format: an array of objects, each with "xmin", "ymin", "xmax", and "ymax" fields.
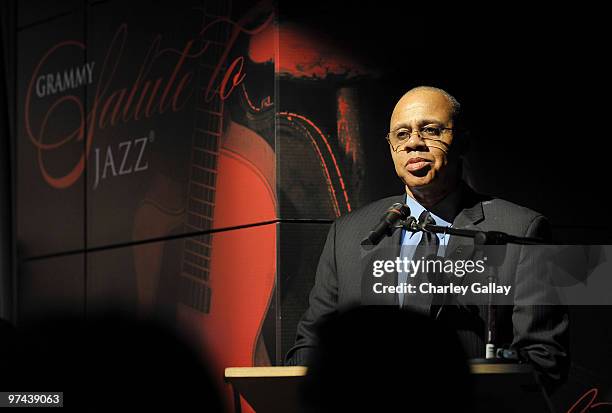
[{"xmin": 179, "ymin": 4, "xmax": 231, "ymax": 313}]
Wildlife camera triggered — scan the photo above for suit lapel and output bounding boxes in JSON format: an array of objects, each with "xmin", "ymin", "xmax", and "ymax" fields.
[
  {"xmin": 445, "ymin": 203, "xmax": 484, "ymax": 259},
  {"xmin": 435, "ymin": 185, "xmax": 486, "ymax": 317},
  {"xmin": 381, "ymin": 223, "xmax": 403, "ymax": 306},
  {"xmin": 445, "ymin": 184, "xmax": 485, "ymax": 256}
]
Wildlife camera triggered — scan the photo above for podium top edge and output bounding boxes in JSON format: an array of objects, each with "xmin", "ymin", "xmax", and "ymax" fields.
[
  {"xmin": 225, "ymin": 366, "xmax": 308, "ymax": 378},
  {"xmin": 224, "ymin": 363, "xmax": 532, "ymax": 378},
  {"xmin": 469, "ymin": 363, "xmax": 533, "ymax": 374}
]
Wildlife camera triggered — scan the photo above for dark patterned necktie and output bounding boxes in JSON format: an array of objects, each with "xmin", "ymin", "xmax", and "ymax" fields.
[
  {"xmin": 402, "ymin": 211, "xmax": 439, "ymax": 312},
  {"xmin": 416, "ymin": 210, "xmax": 439, "ymax": 257}
]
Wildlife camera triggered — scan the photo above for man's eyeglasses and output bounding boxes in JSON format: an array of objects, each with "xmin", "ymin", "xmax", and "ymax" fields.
[{"xmin": 385, "ymin": 126, "xmax": 453, "ymax": 152}]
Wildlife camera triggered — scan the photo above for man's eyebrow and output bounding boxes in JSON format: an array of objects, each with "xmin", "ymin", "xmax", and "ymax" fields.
[{"xmin": 391, "ymin": 119, "xmax": 446, "ymax": 130}]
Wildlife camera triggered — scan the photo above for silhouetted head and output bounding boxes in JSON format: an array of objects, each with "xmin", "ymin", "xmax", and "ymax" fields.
[
  {"xmin": 302, "ymin": 306, "xmax": 472, "ymax": 412},
  {"xmin": 4, "ymin": 313, "xmax": 226, "ymax": 412}
]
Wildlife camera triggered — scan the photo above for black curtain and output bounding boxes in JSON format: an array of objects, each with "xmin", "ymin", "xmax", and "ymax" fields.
[{"xmin": 0, "ymin": 1, "xmax": 16, "ymax": 322}]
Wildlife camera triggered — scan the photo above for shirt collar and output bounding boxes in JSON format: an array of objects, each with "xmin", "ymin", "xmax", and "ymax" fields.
[{"xmin": 404, "ymin": 183, "xmax": 464, "ymax": 228}]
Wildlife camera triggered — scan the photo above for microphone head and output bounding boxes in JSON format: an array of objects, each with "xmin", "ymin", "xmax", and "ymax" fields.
[
  {"xmin": 388, "ymin": 203, "xmax": 410, "ymax": 220},
  {"xmin": 361, "ymin": 202, "xmax": 412, "ymax": 249}
]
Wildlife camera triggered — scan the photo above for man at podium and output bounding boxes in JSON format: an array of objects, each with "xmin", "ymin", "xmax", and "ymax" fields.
[{"xmin": 285, "ymin": 86, "xmax": 569, "ymax": 390}]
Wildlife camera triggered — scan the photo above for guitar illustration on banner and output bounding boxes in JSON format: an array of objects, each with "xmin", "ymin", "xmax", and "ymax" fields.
[{"xmin": 132, "ymin": 2, "xmax": 276, "ymax": 412}]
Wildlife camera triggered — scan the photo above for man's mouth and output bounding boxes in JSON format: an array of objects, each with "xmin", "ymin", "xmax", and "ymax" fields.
[{"xmin": 406, "ymin": 157, "xmax": 431, "ymax": 172}]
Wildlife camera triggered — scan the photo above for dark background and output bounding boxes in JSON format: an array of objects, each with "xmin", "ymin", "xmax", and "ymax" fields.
[{"xmin": 280, "ymin": 1, "xmax": 611, "ymax": 241}]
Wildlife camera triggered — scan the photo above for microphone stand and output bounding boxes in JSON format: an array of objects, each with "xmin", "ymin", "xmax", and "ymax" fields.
[
  {"xmin": 402, "ymin": 218, "xmax": 545, "ymax": 245},
  {"xmin": 399, "ymin": 217, "xmax": 547, "ymax": 362}
]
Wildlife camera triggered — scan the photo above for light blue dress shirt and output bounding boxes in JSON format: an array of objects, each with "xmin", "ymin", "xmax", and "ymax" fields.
[{"xmin": 398, "ymin": 194, "xmax": 452, "ymax": 306}]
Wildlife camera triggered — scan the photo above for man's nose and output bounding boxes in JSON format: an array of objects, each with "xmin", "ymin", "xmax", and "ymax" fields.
[{"xmin": 403, "ymin": 131, "xmax": 428, "ymax": 151}]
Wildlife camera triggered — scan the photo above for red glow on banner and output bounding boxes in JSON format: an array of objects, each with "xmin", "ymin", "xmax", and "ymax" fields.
[
  {"xmin": 248, "ymin": 22, "xmax": 274, "ymax": 64},
  {"xmin": 336, "ymin": 88, "xmax": 361, "ymax": 167},
  {"xmin": 276, "ymin": 24, "xmax": 371, "ymax": 79},
  {"xmin": 337, "ymin": 94, "xmax": 351, "ymax": 154}
]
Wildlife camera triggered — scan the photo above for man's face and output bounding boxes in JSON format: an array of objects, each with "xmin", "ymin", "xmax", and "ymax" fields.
[{"xmin": 389, "ymin": 90, "xmax": 458, "ymax": 191}]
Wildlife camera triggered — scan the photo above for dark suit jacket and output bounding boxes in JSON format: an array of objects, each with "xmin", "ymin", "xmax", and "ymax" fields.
[{"xmin": 285, "ymin": 184, "xmax": 569, "ymax": 386}]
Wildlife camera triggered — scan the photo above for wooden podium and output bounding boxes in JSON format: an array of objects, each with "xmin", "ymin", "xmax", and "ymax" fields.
[{"xmin": 225, "ymin": 362, "xmax": 555, "ymax": 413}]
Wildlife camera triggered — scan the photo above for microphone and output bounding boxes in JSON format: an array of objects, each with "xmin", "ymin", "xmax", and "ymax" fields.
[{"xmin": 361, "ymin": 203, "xmax": 411, "ymax": 247}]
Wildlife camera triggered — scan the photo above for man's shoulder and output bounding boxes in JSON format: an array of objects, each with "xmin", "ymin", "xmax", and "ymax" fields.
[
  {"xmin": 481, "ymin": 196, "xmax": 544, "ymax": 222},
  {"xmin": 476, "ymin": 192, "xmax": 548, "ymax": 237}
]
